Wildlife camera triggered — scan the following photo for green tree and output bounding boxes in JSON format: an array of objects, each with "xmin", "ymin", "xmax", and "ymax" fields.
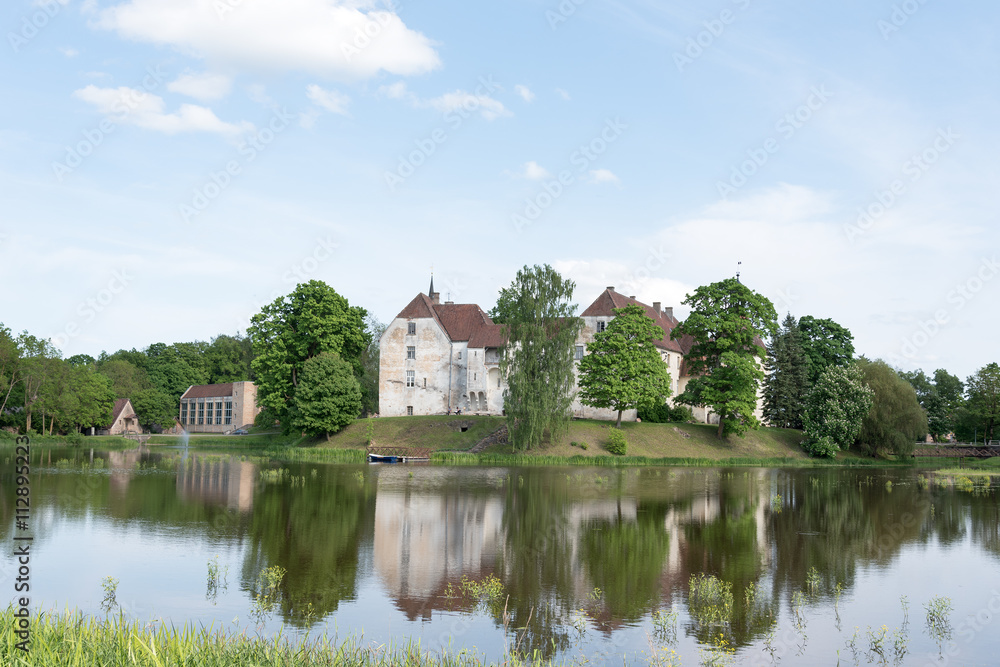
[
  {"xmin": 66, "ymin": 365, "xmax": 116, "ymax": 432},
  {"xmin": 577, "ymin": 304, "xmax": 672, "ymax": 428},
  {"xmin": 98, "ymin": 358, "xmax": 153, "ymax": 399},
  {"xmin": 291, "ymin": 353, "xmax": 363, "ymax": 438},
  {"xmin": 856, "ymin": 359, "xmax": 927, "ymax": 457},
  {"xmin": 762, "ymin": 313, "xmax": 810, "ymax": 429},
  {"xmin": 964, "ymin": 363, "xmax": 1000, "ymax": 443},
  {"xmin": 131, "ymin": 388, "xmax": 179, "ymax": 431},
  {"xmin": 359, "ymin": 315, "xmax": 386, "ymax": 416},
  {"xmin": 204, "ymin": 334, "xmax": 254, "ymax": 384},
  {"xmin": 494, "ymin": 265, "xmax": 582, "ymax": 450},
  {"xmin": 801, "ymin": 364, "xmax": 873, "ymax": 457},
  {"xmin": 0, "ymin": 324, "xmax": 20, "ymax": 417},
  {"xmin": 143, "ymin": 344, "xmax": 206, "ymax": 399},
  {"xmin": 670, "ymin": 278, "xmax": 778, "ymax": 439},
  {"xmin": 248, "ymin": 281, "xmax": 369, "ymax": 432},
  {"xmin": 17, "ymin": 332, "xmax": 60, "ymax": 433},
  {"xmin": 900, "ymin": 368, "xmax": 965, "ymax": 441},
  {"xmin": 798, "ymin": 316, "xmax": 855, "ymax": 384}
]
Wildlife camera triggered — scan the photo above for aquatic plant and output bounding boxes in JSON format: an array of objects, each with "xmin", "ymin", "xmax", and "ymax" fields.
[
  {"xmin": 924, "ymin": 595, "xmax": 953, "ymax": 651},
  {"xmin": 100, "ymin": 576, "xmax": 118, "ymax": 613},
  {"xmin": 805, "ymin": 567, "xmax": 821, "ymax": 596},
  {"xmin": 206, "ymin": 556, "xmax": 229, "ymax": 603},
  {"xmin": 250, "ymin": 565, "xmax": 286, "ymax": 622},
  {"xmin": 688, "ymin": 574, "xmax": 733, "ymax": 627},
  {"xmin": 651, "ymin": 608, "xmax": 679, "ymax": 644}
]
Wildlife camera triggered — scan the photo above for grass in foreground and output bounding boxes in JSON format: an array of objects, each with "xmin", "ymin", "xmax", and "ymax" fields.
[{"xmin": 0, "ymin": 608, "xmax": 557, "ymax": 667}]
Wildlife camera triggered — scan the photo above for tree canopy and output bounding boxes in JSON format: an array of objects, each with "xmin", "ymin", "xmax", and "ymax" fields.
[
  {"xmin": 855, "ymin": 358, "xmax": 927, "ymax": 457},
  {"xmin": 801, "ymin": 363, "xmax": 873, "ymax": 458},
  {"xmin": 670, "ymin": 278, "xmax": 778, "ymax": 439},
  {"xmin": 962, "ymin": 362, "xmax": 1000, "ymax": 443},
  {"xmin": 798, "ymin": 316, "xmax": 855, "ymax": 384},
  {"xmin": 577, "ymin": 304, "xmax": 672, "ymax": 428},
  {"xmin": 495, "ymin": 265, "xmax": 582, "ymax": 450},
  {"xmin": 291, "ymin": 352, "xmax": 363, "ymax": 438},
  {"xmin": 248, "ymin": 281, "xmax": 369, "ymax": 432},
  {"xmin": 762, "ymin": 313, "xmax": 810, "ymax": 429}
]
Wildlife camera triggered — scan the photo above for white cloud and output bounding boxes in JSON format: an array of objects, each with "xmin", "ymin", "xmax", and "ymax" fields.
[
  {"xmin": 94, "ymin": 0, "xmax": 440, "ymax": 79},
  {"xmin": 59, "ymin": 47, "xmax": 79, "ymax": 58},
  {"xmin": 73, "ymin": 85, "xmax": 252, "ymax": 135},
  {"xmin": 555, "ymin": 87, "xmax": 571, "ymax": 101},
  {"xmin": 517, "ymin": 161, "xmax": 551, "ymax": 180},
  {"xmin": 305, "ymin": 84, "xmax": 351, "ymax": 115},
  {"xmin": 514, "ymin": 84, "xmax": 534, "ymax": 103},
  {"xmin": 167, "ymin": 72, "xmax": 233, "ymax": 101},
  {"xmin": 425, "ymin": 90, "xmax": 510, "ymax": 120},
  {"xmin": 588, "ymin": 169, "xmax": 621, "ymax": 185},
  {"xmin": 380, "ymin": 82, "xmax": 510, "ymax": 120}
]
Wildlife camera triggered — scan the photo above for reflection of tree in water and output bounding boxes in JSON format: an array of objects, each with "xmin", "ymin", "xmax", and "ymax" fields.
[
  {"xmin": 679, "ymin": 476, "xmax": 771, "ymax": 647},
  {"xmin": 497, "ymin": 470, "xmax": 576, "ymax": 658},
  {"xmin": 241, "ymin": 464, "xmax": 374, "ymax": 627},
  {"xmin": 579, "ymin": 500, "xmax": 670, "ymax": 624}
]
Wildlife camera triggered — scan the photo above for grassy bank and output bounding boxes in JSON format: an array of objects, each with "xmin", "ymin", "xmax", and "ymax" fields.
[
  {"xmin": 15, "ymin": 416, "xmax": 955, "ymax": 467},
  {"xmin": 0, "ymin": 607, "xmax": 552, "ymax": 667}
]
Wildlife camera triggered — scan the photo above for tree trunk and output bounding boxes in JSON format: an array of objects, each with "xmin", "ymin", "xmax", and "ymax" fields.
[
  {"xmin": 717, "ymin": 417, "xmax": 724, "ymax": 439},
  {"xmin": 616, "ymin": 410, "xmax": 623, "ymax": 428},
  {"xmin": 49, "ymin": 415, "xmax": 55, "ymax": 435}
]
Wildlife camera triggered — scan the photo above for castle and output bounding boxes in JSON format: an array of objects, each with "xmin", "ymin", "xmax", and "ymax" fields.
[{"xmin": 378, "ymin": 278, "xmax": 737, "ymax": 424}]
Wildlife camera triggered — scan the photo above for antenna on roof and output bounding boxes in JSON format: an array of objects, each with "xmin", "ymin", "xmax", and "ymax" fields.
[{"xmin": 736, "ymin": 261, "xmax": 742, "ymax": 283}]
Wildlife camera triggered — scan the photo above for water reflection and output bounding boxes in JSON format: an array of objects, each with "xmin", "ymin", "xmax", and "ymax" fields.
[{"xmin": 2, "ymin": 447, "xmax": 999, "ymax": 665}]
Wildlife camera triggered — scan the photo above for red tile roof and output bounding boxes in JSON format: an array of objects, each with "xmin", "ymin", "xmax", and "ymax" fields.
[
  {"xmin": 395, "ymin": 293, "xmax": 496, "ymax": 343},
  {"xmin": 181, "ymin": 383, "xmax": 235, "ymax": 399},
  {"xmin": 467, "ymin": 323, "xmax": 506, "ymax": 349},
  {"xmin": 580, "ymin": 288, "xmax": 690, "ymax": 355}
]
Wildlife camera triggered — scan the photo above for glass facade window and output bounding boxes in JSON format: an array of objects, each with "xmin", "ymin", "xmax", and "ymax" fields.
[
  {"xmin": 198, "ymin": 401, "xmax": 205, "ymax": 425},
  {"xmin": 225, "ymin": 401, "xmax": 232, "ymax": 425},
  {"xmin": 181, "ymin": 402, "xmax": 187, "ymax": 423},
  {"xmin": 206, "ymin": 402, "xmax": 214, "ymax": 424},
  {"xmin": 215, "ymin": 401, "xmax": 223, "ymax": 425}
]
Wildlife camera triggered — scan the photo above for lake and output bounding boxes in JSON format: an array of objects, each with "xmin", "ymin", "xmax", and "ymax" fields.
[{"xmin": 2, "ymin": 446, "xmax": 999, "ymax": 666}]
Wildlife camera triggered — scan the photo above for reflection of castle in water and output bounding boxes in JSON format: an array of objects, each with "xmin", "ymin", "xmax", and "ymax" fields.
[
  {"xmin": 373, "ymin": 467, "xmax": 505, "ymax": 609},
  {"xmin": 176, "ymin": 456, "xmax": 257, "ymax": 511},
  {"xmin": 371, "ymin": 468, "xmax": 777, "ymax": 617}
]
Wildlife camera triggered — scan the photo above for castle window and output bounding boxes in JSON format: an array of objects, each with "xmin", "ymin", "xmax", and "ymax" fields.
[
  {"xmin": 575, "ymin": 345, "xmax": 584, "ymax": 360},
  {"xmin": 458, "ymin": 351, "xmax": 461, "ymax": 359},
  {"xmin": 407, "ymin": 406, "xmax": 413, "ymax": 416},
  {"xmin": 407, "ymin": 322, "xmax": 416, "ymax": 335},
  {"xmin": 597, "ymin": 321, "xmax": 606, "ymax": 333},
  {"xmin": 423, "ymin": 378, "xmax": 427, "ymax": 388},
  {"xmin": 407, "ymin": 346, "xmax": 415, "ymax": 360},
  {"xmin": 406, "ymin": 371, "xmax": 415, "ymax": 387}
]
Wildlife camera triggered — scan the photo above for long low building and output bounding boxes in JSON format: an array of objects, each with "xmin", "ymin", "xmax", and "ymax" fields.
[
  {"xmin": 178, "ymin": 381, "xmax": 260, "ymax": 433},
  {"xmin": 378, "ymin": 278, "xmax": 747, "ymax": 424}
]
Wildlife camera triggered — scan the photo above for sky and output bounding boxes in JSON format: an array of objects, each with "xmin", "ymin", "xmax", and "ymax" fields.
[{"xmin": 1, "ymin": 0, "xmax": 997, "ymax": 380}]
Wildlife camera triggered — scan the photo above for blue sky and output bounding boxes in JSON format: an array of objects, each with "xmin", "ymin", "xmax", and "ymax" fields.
[{"xmin": 1, "ymin": 0, "xmax": 997, "ymax": 380}]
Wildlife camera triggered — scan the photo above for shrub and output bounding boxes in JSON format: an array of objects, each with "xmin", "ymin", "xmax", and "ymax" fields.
[
  {"xmin": 606, "ymin": 428, "xmax": 627, "ymax": 455},
  {"xmin": 638, "ymin": 403, "xmax": 695, "ymax": 423}
]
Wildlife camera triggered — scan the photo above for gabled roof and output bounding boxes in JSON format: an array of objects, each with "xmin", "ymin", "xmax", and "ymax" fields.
[
  {"xmin": 108, "ymin": 398, "xmax": 136, "ymax": 428},
  {"xmin": 181, "ymin": 383, "xmax": 235, "ymax": 400},
  {"xmin": 395, "ymin": 294, "xmax": 495, "ymax": 343},
  {"xmin": 580, "ymin": 288, "xmax": 691, "ymax": 354}
]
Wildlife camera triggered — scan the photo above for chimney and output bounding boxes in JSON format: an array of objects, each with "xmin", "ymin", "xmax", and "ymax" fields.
[
  {"xmin": 431, "ymin": 292, "xmax": 440, "ymax": 305},
  {"xmin": 629, "ymin": 295, "xmax": 636, "ymax": 300},
  {"xmin": 664, "ymin": 306, "xmax": 673, "ymax": 319},
  {"xmin": 653, "ymin": 301, "xmax": 661, "ymax": 315},
  {"xmin": 606, "ymin": 286, "xmax": 615, "ymax": 291},
  {"xmin": 445, "ymin": 300, "xmax": 454, "ymax": 305}
]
